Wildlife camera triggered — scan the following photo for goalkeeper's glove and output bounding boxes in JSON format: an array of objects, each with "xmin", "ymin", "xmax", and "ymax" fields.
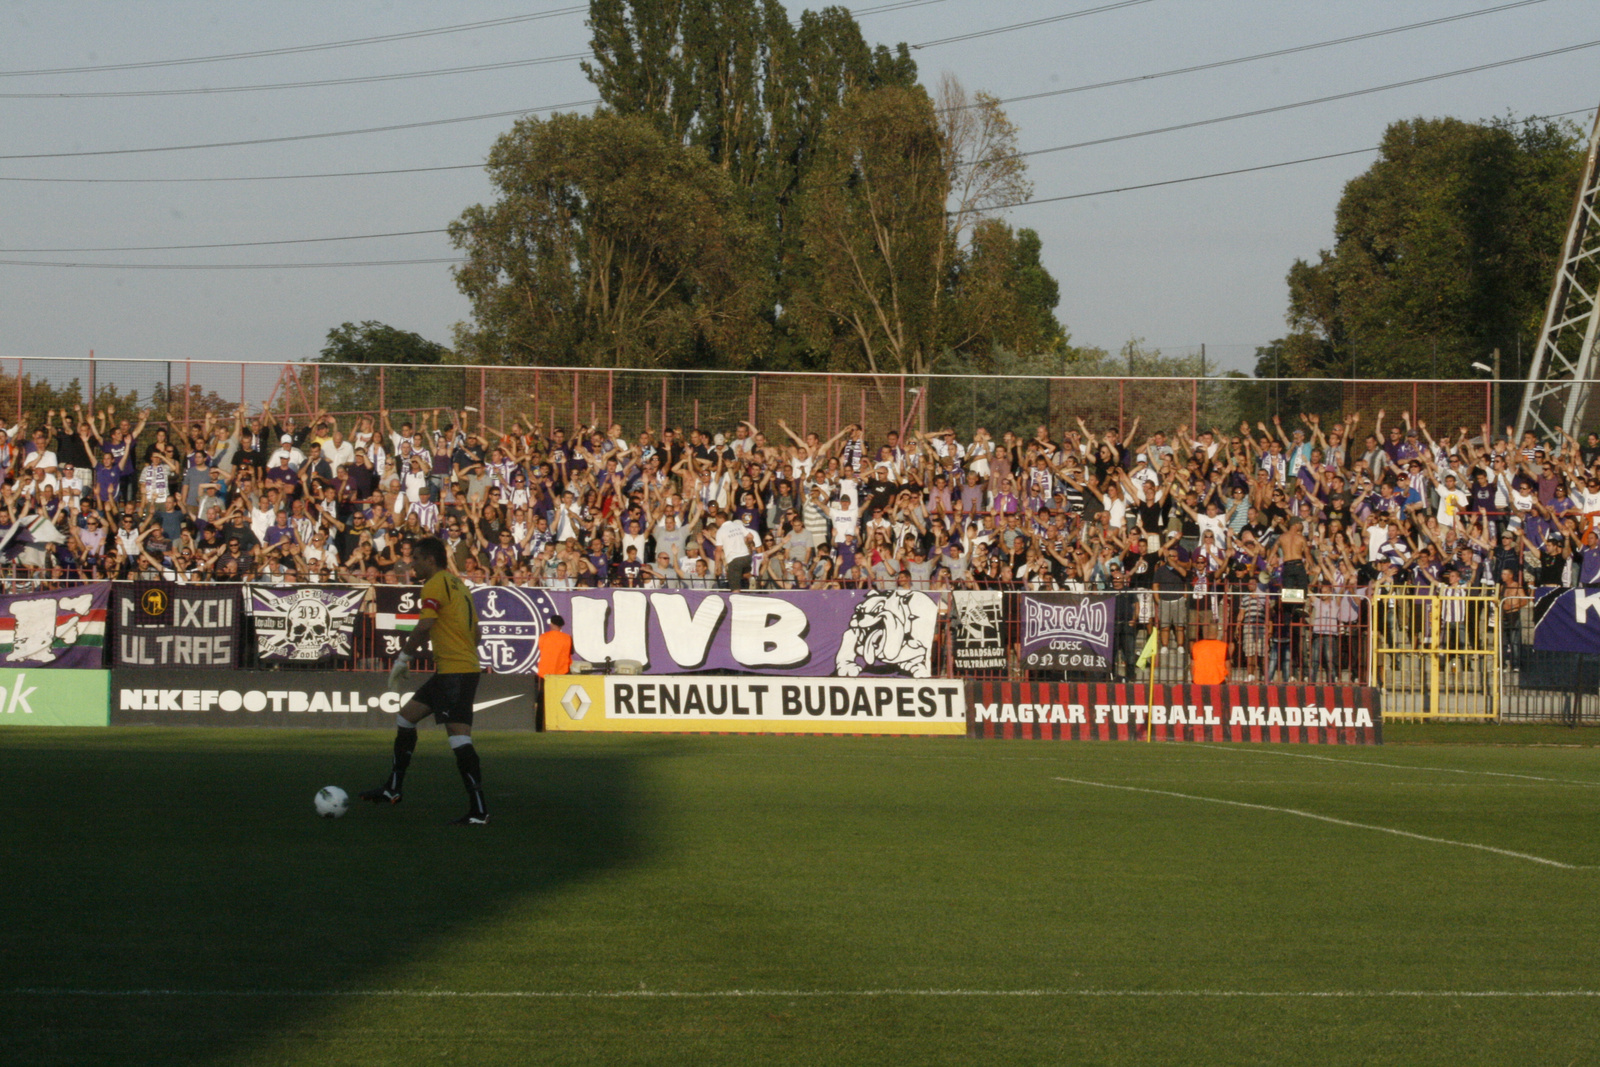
[{"xmin": 387, "ymin": 652, "xmax": 413, "ymax": 693}]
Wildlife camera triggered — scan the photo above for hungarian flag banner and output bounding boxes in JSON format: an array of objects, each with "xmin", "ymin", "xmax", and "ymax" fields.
[{"xmin": 0, "ymin": 581, "xmax": 110, "ymax": 668}]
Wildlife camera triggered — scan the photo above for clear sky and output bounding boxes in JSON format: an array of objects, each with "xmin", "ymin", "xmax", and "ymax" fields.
[{"xmin": 1, "ymin": 0, "xmax": 1593, "ymax": 378}]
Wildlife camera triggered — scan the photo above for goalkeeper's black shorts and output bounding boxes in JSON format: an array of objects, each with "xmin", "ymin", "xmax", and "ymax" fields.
[{"xmin": 412, "ymin": 672, "xmax": 481, "ymax": 726}]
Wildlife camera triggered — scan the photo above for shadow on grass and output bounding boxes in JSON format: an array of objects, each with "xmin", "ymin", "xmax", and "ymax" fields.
[{"xmin": 0, "ymin": 729, "xmax": 660, "ymax": 1066}]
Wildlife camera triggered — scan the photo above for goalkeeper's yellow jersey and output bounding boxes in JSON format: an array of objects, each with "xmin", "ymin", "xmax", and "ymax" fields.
[{"xmin": 419, "ymin": 571, "xmax": 480, "ymax": 674}]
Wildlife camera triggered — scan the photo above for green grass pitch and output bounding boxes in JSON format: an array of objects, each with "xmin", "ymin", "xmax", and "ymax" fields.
[{"xmin": 4, "ymin": 723, "xmax": 1599, "ymax": 1066}]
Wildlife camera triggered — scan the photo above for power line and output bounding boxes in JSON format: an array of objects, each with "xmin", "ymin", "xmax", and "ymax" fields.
[
  {"xmin": 0, "ymin": 99, "xmax": 599, "ymax": 161},
  {"xmin": 911, "ymin": 0, "xmax": 1157, "ymax": 49},
  {"xmin": 1006, "ymin": 39, "xmax": 1600, "ymax": 163},
  {"xmin": 977, "ymin": 0, "xmax": 1554, "ymax": 112},
  {"xmin": 1006, "ymin": 105, "xmax": 1596, "ymax": 208},
  {"xmin": 1, "ymin": 107, "xmax": 1592, "ymax": 263},
  {"xmin": 0, "ymin": 258, "xmax": 464, "ymax": 270},
  {"xmin": 0, "ymin": 229, "xmax": 449, "ymax": 254},
  {"xmin": 0, "ymin": 8, "xmax": 587, "ymax": 78},
  {"xmin": 0, "ymin": 0, "xmax": 955, "ymax": 99},
  {"xmin": 0, "ymin": 54, "xmax": 588, "ymax": 99},
  {"xmin": 0, "ymin": 164, "xmax": 486, "ymax": 185}
]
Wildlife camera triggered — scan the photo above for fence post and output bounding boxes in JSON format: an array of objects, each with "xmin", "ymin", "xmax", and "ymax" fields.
[
  {"xmin": 313, "ymin": 364, "xmax": 320, "ymax": 416},
  {"xmin": 801, "ymin": 393, "xmax": 808, "ymax": 439},
  {"xmin": 749, "ymin": 375, "xmax": 757, "ymax": 429},
  {"xmin": 1190, "ymin": 378, "xmax": 1197, "ymax": 433},
  {"xmin": 479, "ymin": 368, "xmax": 486, "ymax": 426},
  {"xmin": 607, "ymin": 369, "xmax": 614, "ymax": 428},
  {"xmin": 1118, "ymin": 380, "xmax": 1125, "ymax": 439},
  {"xmin": 827, "ymin": 374, "xmax": 834, "ymax": 437},
  {"xmin": 860, "ymin": 389, "xmax": 866, "ymax": 431},
  {"xmin": 662, "ymin": 375, "xmax": 668, "ymax": 432},
  {"xmin": 241, "ymin": 362, "xmax": 246, "ymax": 410},
  {"xmin": 571, "ymin": 372, "xmax": 579, "ymax": 433},
  {"xmin": 15, "ymin": 359, "xmax": 21, "ymax": 427},
  {"xmin": 898, "ymin": 374, "xmax": 905, "ymax": 436},
  {"xmin": 378, "ymin": 366, "xmax": 385, "ymax": 414},
  {"xmin": 184, "ymin": 360, "xmax": 192, "ymax": 429}
]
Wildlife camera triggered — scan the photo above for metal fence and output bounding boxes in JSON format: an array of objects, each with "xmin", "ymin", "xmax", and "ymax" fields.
[{"xmin": 0, "ymin": 356, "xmax": 1502, "ymax": 444}]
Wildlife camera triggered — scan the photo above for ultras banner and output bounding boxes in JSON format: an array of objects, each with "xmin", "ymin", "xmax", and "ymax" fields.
[
  {"xmin": 1017, "ymin": 593, "xmax": 1114, "ymax": 672},
  {"xmin": 372, "ymin": 587, "xmax": 946, "ymax": 678},
  {"xmin": 0, "ymin": 582, "xmax": 108, "ymax": 668},
  {"xmin": 968, "ymin": 681, "xmax": 1381, "ymax": 744},
  {"xmin": 112, "ymin": 584, "xmax": 241, "ymax": 668},
  {"xmin": 247, "ymin": 585, "xmax": 367, "ymax": 663},
  {"xmin": 545, "ymin": 675, "xmax": 967, "ymax": 735}
]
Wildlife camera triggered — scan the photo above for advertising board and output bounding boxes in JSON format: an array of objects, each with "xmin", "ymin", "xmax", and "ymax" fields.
[
  {"xmin": 968, "ymin": 681, "xmax": 1381, "ymax": 744},
  {"xmin": 109, "ymin": 669, "xmax": 538, "ymax": 730},
  {"xmin": 546, "ymin": 675, "xmax": 967, "ymax": 735},
  {"xmin": 0, "ymin": 668, "xmax": 109, "ymax": 727}
]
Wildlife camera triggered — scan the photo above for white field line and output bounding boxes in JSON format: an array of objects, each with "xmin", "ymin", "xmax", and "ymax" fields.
[
  {"xmin": 9, "ymin": 987, "xmax": 1600, "ymax": 999},
  {"xmin": 1194, "ymin": 744, "xmax": 1600, "ymax": 786},
  {"xmin": 1052, "ymin": 776, "xmax": 1590, "ymax": 870}
]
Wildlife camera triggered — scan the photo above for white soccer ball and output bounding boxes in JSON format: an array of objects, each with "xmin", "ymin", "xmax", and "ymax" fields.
[{"xmin": 315, "ymin": 786, "xmax": 349, "ymax": 819}]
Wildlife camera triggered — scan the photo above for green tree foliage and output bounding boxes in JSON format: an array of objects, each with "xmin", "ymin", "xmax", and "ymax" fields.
[
  {"xmin": 1270, "ymin": 115, "xmax": 1584, "ymax": 381},
  {"xmin": 318, "ymin": 321, "xmax": 450, "ymax": 366},
  {"xmin": 449, "ymin": 1, "xmax": 1065, "ymax": 374},
  {"xmin": 793, "ymin": 84, "xmax": 949, "ymax": 377},
  {"xmin": 449, "ymin": 110, "xmax": 766, "ymax": 369},
  {"xmin": 313, "ymin": 320, "xmax": 453, "ymax": 416},
  {"xmin": 583, "ymin": 0, "xmax": 919, "ymax": 366}
]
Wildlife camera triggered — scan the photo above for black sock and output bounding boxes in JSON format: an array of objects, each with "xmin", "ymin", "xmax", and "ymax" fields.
[
  {"xmin": 453, "ymin": 743, "xmax": 486, "ymax": 817},
  {"xmin": 388, "ymin": 727, "xmax": 417, "ymax": 792}
]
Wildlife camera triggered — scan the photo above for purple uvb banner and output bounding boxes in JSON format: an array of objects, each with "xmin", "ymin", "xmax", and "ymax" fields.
[{"xmin": 470, "ymin": 587, "xmax": 945, "ymax": 678}]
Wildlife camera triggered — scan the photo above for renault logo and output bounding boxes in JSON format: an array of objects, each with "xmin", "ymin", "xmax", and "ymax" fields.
[{"xmin": 561, "ymin": 684, "xmax": 592, "ymax": 720}]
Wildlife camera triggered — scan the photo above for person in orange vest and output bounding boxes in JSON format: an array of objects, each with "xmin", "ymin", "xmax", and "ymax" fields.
[
  {"xmin": 1190, "ymin": 633, "xmax": 1230, "ymax": 686},
  {"xmin": 536, "ymin": 615, "xmax": 574, "ymax": 720}
]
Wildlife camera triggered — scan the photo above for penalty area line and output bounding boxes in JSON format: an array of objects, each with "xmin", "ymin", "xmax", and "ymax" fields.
[
  {"xmin": 9, "ymin": 988, "xmax": 1600, "ymax": 999},
  {"xmin": 1053, "ymin": 776, "xmax": 1590, "ymax": 870},
  {"xmin": 1193, "ymin": 743, "xmax": 1600, "ymax": 786}
]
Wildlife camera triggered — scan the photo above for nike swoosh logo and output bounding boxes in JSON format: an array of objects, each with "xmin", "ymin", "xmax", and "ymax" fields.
[{"xmin": 471, "ymin": 694, "xmax": 522, "ymax": 713}]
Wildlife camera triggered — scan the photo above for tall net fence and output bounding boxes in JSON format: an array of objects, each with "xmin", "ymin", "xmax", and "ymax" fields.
[{"xmin": 0, "ymin": 357, "xmax": 1503, "ymax": 444}]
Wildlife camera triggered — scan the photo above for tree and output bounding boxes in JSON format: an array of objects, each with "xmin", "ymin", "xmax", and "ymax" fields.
[
  {"xmin": 311, "ymin": 321, "xmax": 453, "ymax": 416},
  {"xmin": 448, "ymin": 110, "xmax": 766, "ymax": 369},
  {"xmin": 1273, "ymin": 115, "xmax": 1584, "ymax": 381},
  {"xmin": 792, "ymin": 84, "xmax": 950, "ymax": 377},
  {"xmin": 583, "ymin": 0, "xmax": 920, "ymax": 366},
  {"xmin": 318, "ymin": 321, "xmax": 450, "ymax": 366}
]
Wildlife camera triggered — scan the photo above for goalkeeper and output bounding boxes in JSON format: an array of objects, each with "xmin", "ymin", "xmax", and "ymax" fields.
[{"xmin": 361, "ymin": 537, "xmax": 488, "ymax": 825}]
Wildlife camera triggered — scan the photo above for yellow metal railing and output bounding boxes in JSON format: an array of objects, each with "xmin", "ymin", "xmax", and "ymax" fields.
[{"xmin": 1371, "ymin": 587, "xmax": 1501, "ymax": 721}]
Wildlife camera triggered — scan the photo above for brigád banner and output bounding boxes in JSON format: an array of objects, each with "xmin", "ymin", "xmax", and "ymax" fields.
[
  {"xmin": 373, "ymin": 586, "xmax": 945, "ymax": 678},
  {"xmin": 1018, "ymin": 592, "xmax": 1114, "ymax": 672},
  {"xmin": 113, "ymin": 584, "xmax": 241, "ymax": 669},
  {"xmin": 0, "ymin": 582, "xmax": 108, "ymax": 669},
  {"xmin": 1531, "ymin": 586, "xmax": 1600, "ymax": 654},
  {"xmin": 247, "ymin": 585, "xmax": 368, "ymax": 664}
]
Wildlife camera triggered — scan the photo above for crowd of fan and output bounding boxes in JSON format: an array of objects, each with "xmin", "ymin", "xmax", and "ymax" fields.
[{"xmin": 0, "ymin": 401, "xmax": 1583, "ymax": 626}]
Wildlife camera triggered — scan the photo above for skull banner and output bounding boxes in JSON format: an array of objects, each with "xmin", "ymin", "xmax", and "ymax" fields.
[{"xmin": 247, "ymin": 586, "xmax": 368, "ymax": 663}]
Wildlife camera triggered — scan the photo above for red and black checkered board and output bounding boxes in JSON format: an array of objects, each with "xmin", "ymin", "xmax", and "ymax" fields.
[{"xmin": 967, "ymin": 681, "xmax": 1381, "ymax": 744}]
